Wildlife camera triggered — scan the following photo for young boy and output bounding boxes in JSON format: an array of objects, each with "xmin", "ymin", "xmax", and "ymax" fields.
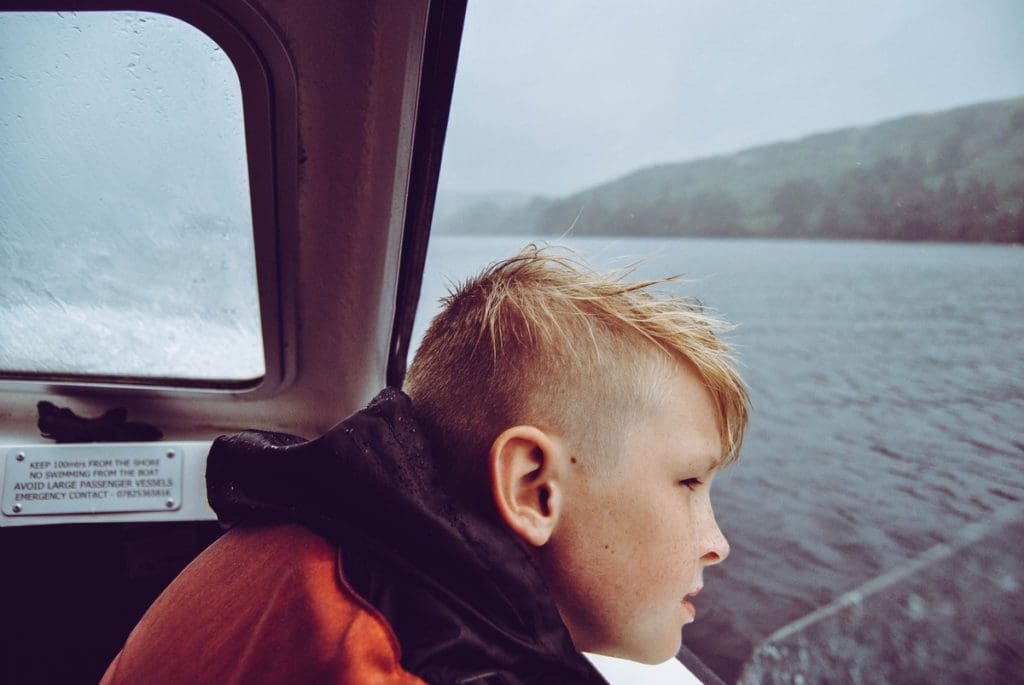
[{"xmin": 101, "ymin": 245, "xmax": 748, "ymax": 684}]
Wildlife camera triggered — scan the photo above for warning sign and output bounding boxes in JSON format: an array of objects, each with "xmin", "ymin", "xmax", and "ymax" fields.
[{"xmin": 3, "ymin": 445, "xmax": 183, "ymax": 516}]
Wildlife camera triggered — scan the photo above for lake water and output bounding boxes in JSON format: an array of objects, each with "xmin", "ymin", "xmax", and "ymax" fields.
[{"xmin": 413, "ymin": 235, "xmax": 1024, "ymax": 682}]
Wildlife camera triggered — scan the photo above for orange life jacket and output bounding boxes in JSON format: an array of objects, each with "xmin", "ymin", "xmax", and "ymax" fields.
[{"xmin": 101, "ymin": 524, "xmax": 424, "ymax": 684}]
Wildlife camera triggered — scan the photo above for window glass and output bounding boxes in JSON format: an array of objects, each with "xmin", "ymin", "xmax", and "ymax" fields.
[
  {"xmin": 0, "ymin": 11, "xmax": 263, "ymax": 383},
  {"xmin": 417, "ymin": 1, "xmax": 1024, "ymax": 681}
]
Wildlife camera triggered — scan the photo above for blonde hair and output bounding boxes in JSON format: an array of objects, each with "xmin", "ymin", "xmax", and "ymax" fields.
[{"xmin": 404, "ymin": 244, "xmax": 749, "ymax": 498}]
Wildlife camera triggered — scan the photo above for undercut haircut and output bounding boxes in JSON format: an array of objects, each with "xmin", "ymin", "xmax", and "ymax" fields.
[{"xmin": 404, "ymin": 244, "xmax": 749, "ymax": 505}]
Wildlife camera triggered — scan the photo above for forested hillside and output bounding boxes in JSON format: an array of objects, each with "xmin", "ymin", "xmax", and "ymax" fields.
[{"xmin": 437, "ymin": 98, "xmax": 1024, "ymax": 242}]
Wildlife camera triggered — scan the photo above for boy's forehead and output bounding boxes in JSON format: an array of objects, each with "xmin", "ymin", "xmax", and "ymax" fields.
[{"xmin": 646, "ymin": 372, "xmax": 724, "ymax": 461}]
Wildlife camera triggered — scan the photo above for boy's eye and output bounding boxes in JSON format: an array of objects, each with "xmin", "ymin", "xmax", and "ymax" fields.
[{"xmin": 680, "ymin": 477, "xmax": 703, "ymax": 490}]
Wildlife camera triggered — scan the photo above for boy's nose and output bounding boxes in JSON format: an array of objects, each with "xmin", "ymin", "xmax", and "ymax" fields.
[{"xmin": 700, "ymin": 509, "xmax": 730, "ymax": 565}]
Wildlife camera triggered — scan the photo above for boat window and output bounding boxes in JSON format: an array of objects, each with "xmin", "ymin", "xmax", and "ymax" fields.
[
  {"xmin": 417, "ymin": 1, "xmax": 1023, "ymax": 681},
  {"xmin": 0, "ymin": 10, "xmax": 264, "ymax": 385}
]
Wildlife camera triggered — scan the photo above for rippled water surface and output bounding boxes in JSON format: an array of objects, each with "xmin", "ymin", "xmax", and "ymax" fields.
[{"xmin": 415, "ymin": 236, "xmax": 1024, "ymax": 682}]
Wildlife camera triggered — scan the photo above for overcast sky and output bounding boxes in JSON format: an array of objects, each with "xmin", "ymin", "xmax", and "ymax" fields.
[{"xmin": 437, "ymin": 0, "xmax": 1024, "ymax": 197}]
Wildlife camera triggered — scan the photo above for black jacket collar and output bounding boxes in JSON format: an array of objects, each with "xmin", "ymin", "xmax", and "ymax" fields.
[{"xmin": 206, "ymin": 388, "xmax": 607, "ymax": 684}]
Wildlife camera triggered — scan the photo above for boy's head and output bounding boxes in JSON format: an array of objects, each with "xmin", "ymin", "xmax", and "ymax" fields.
[{"xmin": 404, "ymin": 244, "xmax": 748, "ymax": 663}]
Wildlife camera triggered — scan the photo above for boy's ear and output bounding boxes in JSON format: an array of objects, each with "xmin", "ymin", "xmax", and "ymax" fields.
[{"xmin": 490, "ymin": 425, "xmax": 564, "ymax": 547}]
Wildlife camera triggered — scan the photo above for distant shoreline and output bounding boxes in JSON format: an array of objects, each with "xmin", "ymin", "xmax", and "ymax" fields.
[
  {"xmin": 435, "ymin": 97, "xmax": 1024, "ymax": 245},
  {"xmin": 432, "ymin": 231, "xmax": 1024, "ymax": 246}
]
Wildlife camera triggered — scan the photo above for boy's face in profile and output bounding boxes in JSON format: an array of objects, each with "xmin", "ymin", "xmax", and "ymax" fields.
[{"xmin": 537, "ymin": 363, "xmax": 729, "ymax": 664}]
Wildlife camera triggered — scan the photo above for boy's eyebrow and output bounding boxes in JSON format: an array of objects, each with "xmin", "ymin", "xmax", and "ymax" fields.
[
  {"xmin": 683, "ymin": 451, "xmax": 723, "ymax": 473},
  {"xmin": 705, "ymin": 453, "xmax": 724, "ymax": 473}
]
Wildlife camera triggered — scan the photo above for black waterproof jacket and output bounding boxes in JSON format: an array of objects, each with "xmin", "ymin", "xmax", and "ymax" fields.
[{"xmin": 206, "ymin": 388, "xmax": 608, "ymax": 684}]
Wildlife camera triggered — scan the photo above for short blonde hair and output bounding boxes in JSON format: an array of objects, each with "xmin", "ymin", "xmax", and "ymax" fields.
[{"xmin": 404, "ymin": 244, "xmax": 748, "ymax": 497}]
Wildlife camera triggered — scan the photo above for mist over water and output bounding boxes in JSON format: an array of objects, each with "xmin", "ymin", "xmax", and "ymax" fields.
[{"xmin": 413, "ymin": 235, "xmax": 1024, "ymax": 682}]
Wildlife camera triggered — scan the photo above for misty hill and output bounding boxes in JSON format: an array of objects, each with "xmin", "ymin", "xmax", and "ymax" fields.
[{"xmin": 436, "ymin": 98, "xmax": 1024, "ymax": 242}]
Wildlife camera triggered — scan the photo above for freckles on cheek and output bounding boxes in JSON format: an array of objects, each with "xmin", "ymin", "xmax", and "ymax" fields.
[
  {"xmin": 596, "ymin": 539, "xmax": 618, "ymax": 567},
  {"xmin": 585, "ymin": 539, "xmax": 632, "ymax": 592}
]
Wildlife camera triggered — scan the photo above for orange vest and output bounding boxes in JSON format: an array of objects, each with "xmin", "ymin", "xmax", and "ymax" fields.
[{"xmin": 101, "ymin": 524, "xmax": 425, "ymax": 684}]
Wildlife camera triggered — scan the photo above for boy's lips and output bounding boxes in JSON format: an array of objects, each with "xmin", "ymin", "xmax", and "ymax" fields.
[{"xmin": 681, "ymin": 587, "xmax": 701, "ymax": 624}]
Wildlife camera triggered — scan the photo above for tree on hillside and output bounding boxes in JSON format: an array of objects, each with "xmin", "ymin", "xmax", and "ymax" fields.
[
  {"xmin": 1011, "ymin": 108, "xmax": 1024, "ymax": 136},
  {"xmin": 931, "ymin": 133, "xmax": 967, "ymax": 176},
  {"xmin": 538, "ymin": 199, "xmax": 590, "ymax": 234},
  {"xmin": 686, "ymin": 190, "xmax": 746, "ymax": 236},
  {"xmin": 768, "ymin": 179, "xmax": 824, "ymax": 235},
  {"xmin": 955, "ymin": 177, "xmax": 1000, "ymax": 241},
  {"xmin": 906, "ymin": 145, "xmax": 928, "ymax": 179},
  {"xmin": 933, "ymin": 175, "xmax": 962, "ymax": 241}
]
